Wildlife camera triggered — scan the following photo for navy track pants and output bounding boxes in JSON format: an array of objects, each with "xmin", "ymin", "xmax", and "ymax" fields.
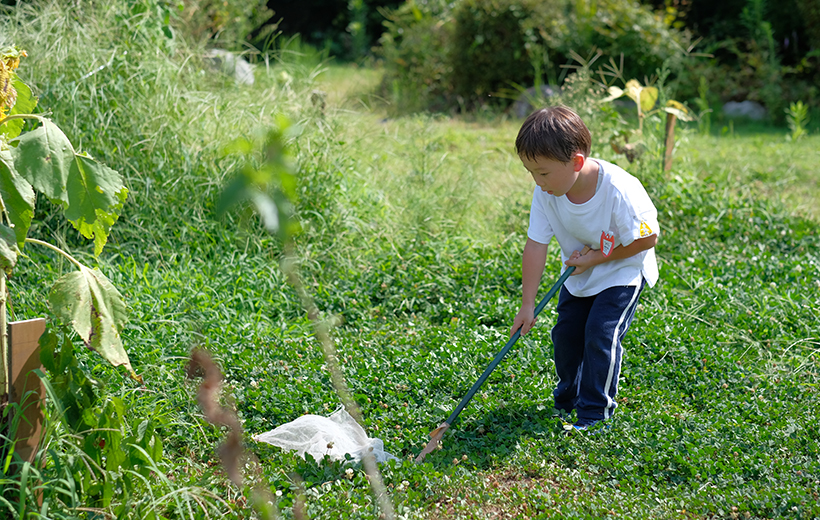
[{"xmin": 551, "ymin": 280, "xmax": 644, "ymax": 425}]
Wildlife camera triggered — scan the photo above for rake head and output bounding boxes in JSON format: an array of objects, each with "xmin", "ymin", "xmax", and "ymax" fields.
[{"xmin": 413, "ymin": 422, "xmax": 450, "ymax": 463}]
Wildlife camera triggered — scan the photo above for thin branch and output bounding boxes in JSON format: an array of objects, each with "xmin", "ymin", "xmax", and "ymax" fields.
[{"xmin": 1, "ymin": 273, "xmax": 7, "ymax": 396}]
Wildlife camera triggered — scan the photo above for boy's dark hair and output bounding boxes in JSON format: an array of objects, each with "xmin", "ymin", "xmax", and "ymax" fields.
[{"xmin": 515, "ymin": 106, "xmax": 592, "ymax": 163}]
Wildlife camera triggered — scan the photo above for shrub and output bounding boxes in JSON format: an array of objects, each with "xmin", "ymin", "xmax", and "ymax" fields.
[
  {"xmin": 672, "ymin": 0, "xmax": 818, "ymax": 120},
  {"xmin": 378, "ymin": 0, "xmax": 688, "ymax": 112},
  {"xmin": 377, "ymin": 0, "xmax": 457, "ymax": 112},
  {"xmin": 658, "ymin": 0, "xmax": 820, "ymax": 117},
  {"xmin": 449, "ymin": 0, "xmax": 559, "ymax": 104},
  {"xmin": 796, "ymin": 0, "xmax": 820, "ymax": 49},
  {"xmin": 644, "ymin": 0, "xmax": 814, "ymax": 68},
  {"xmin": 267, "ymin": 0, "xmax": 405, "ymax": 60},
  {"xmin": 563, "ymin": 0, "xmax": 689, "ymax": 84}
]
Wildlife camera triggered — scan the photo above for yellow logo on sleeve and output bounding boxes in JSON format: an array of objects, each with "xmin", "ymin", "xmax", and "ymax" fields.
[{"xmin": 639, "ymin": 221, "xmax": 653, "ymax": 237}]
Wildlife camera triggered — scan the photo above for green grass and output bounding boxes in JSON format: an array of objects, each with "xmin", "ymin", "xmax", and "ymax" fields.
[
  {"xmin": 2, "ymin": 1, "xmax": 820, "ymax": 519},
  {"xmin": 681, "ymin": 131, "xmax": 820, "ymax": 220},
  {"xmin": 315, "ymin": 62, "xmax": 385, "ymax": 109}
]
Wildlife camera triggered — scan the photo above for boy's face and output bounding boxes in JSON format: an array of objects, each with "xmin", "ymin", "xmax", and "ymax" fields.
[{"xmin": 520, "ymin": 154, "xmax": 584, "ymax": 198}]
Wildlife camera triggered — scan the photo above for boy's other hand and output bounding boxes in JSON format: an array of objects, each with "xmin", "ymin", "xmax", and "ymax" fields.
[
  {"xmin": 566, "ymin": 245, "xmax": 594, "ymax": 275},
  {"xmin": 511, "ymin": 305, "xmax": 536, "ymax": 337}
]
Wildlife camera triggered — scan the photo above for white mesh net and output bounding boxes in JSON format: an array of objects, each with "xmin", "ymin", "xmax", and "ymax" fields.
[{"xmin": 253, "ymin": 407, "xmax": 398, "ymax": 463}]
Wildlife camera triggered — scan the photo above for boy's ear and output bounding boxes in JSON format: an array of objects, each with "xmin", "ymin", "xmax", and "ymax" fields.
[{"xmin": 572, "ymin": 153, "xmax": 586, "ymax": 172}]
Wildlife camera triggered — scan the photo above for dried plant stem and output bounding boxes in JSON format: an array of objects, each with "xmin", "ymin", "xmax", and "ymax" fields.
[
  {"xmin": 186, "ymin": 350, "xmax": 244, "ymax": 487},
  {"xmin": 280, "ymin": 245, "xmax": 396, "ymax": 520}
]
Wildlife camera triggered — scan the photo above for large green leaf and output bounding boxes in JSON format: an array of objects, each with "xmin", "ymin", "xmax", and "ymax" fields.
[
  {"xmin": 0, "ymin": 74, "xmax": 38, "ymax": 140},
  {"xmin": 64, "ymin": 154, "xmax": 128, "ymax": 256},
  {"xmin": 49, "ymin": 265, "xmax": 135, "ymax": 378},
  {"xmin": 0, "ymin": 223, "xmax": 19, "ymax": 273},
  {"xmin": 12, "ymin": 118, "xmax": 127, "ymax": 256},
  {"xmin": 11, "ymin": 118, "xmax": 75, "ymax": 204},
  {"xmin": 0, "ymin": 147, "xmax": 35, "ymax": 246}
]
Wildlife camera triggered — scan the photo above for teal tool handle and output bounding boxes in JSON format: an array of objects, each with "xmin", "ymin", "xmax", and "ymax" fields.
[{"xmin": 442, "ymin": 266, "xmax": 575, "ymax": 427}]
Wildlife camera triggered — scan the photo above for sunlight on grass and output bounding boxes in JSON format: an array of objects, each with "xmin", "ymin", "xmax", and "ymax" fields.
[
  {"xmin": 683, "ymin": 133, "xmax": 820, "ymax": 220},
  {"xmin": 316, "ymin": 63, "xmax": 386, "ymax": 109},
  {"xmin": 329, "ymin": 111, "xmax": 528, "ymax": 243}
]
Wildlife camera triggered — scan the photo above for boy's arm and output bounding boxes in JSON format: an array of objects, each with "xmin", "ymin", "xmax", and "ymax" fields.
[
  {"xmin": 511, "ymin": 238, "xmax": 549, "ymax": 337},
  {"xmin": 565, "ymin": 234, "xmax": 658, "ymax": 275}
]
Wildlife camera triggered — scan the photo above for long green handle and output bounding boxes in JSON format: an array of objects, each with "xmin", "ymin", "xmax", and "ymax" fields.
[{"xmin": 442, "ymin": 266, "xmax": 575, "ymax": 428}]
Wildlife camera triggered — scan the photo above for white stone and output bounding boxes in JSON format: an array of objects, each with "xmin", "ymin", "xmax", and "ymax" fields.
[
  {"xmin": 203, "ymin": 49, "xmax": 254, "ymax": 86},
  {"xmin": 722, "ymin": 100, "xmax": 767, "ymax": 120}
]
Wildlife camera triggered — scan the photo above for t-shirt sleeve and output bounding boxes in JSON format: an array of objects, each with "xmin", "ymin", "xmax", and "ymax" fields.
[
  {"xmin": 527, "ymin": 188, "xmax": 555, "ymax": 245},
  {"xmin": 614, "ymin": 178, "xmax": 660, "ymax": 247}
]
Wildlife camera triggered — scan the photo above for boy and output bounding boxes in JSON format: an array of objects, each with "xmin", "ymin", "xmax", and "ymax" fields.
[{"xmin": 510, "ymin": 106, "xmax": 659, "ymax": 431}]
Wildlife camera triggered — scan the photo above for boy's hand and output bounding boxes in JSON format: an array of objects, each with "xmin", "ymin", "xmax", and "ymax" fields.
[
  {"xmin": 511, "ymin": 304, "xmax": 536, "ymax": 337},
  {"xmin": 566, "ymin": 245, "xmax": 594, "ymax": 275},
  {"xmin": 566, "ymin": 234, "xmax": 658, "ymax": 275}
]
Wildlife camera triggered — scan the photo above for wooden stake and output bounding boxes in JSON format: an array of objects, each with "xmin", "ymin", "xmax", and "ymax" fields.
[{"xmin": 9, "ymin": 318, "xmax": 46, "ymax": 464}]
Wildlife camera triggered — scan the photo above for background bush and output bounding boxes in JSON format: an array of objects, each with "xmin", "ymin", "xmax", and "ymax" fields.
[
  {"xmin": 562, "ymin": 0, "xmax": 688, "ymax": 82},
  {"xmin": 377, "ymin": 0, "xmax": 456, "ymax": 112},
  {"xmin": 267, "ymin": 0, "xmax": 404, "ymax": 59},
  {"xmin": 377, "ymin": 0, "xmax": 819, "ymax": 118},
  {"xmin": 448, "ymin": 0, "xmax": 557, "ymax": 104},
  {"xmin": 796, "ymin": 0, "xmax": 820, "ymax": 48},
  {"xmin": 644, "ymin": 0, "xmax": 820, "ymax": 120},
  {"xmin": 641, "ymin": 0, "xmax": 813, "ymax": 67},
  {"xmin": 379, "ymin": 0, "xmax": 688, "ymax": 112}
]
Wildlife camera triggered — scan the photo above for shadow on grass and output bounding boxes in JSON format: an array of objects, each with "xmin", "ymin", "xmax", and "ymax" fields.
[{"xmin": 416, "ymin": 402, "xmax": 568, "ymax": 470}]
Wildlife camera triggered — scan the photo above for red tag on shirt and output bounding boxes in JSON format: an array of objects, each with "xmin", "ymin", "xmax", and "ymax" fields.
[{"xmin": 600, "ymin": 231, "xmax": 615, "ymax": 257}]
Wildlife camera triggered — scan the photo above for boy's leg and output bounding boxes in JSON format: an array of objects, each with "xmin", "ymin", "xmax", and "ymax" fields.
[
  {"xmin": 575, "ymin": 281, "xmax": 644, "ymax": 426},
  {"xmin": 550, "ymin": 286, "xmax": 594, "ymax": 413}
]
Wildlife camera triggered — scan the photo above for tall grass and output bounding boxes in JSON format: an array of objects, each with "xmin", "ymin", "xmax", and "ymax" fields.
[{"xmin": 3, "ymin": 1, "xmax": 321, "ymax": 258}]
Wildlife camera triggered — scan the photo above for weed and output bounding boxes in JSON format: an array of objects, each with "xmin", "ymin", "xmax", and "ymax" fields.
[{"xmin": 786, "ymin": 101, "xmax": 810, "ymax": 141}]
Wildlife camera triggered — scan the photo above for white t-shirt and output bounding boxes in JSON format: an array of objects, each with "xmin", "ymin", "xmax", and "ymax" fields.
[{"xmin": 527, "ymin": 158, "xmax": 659, "ymax": 297}]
